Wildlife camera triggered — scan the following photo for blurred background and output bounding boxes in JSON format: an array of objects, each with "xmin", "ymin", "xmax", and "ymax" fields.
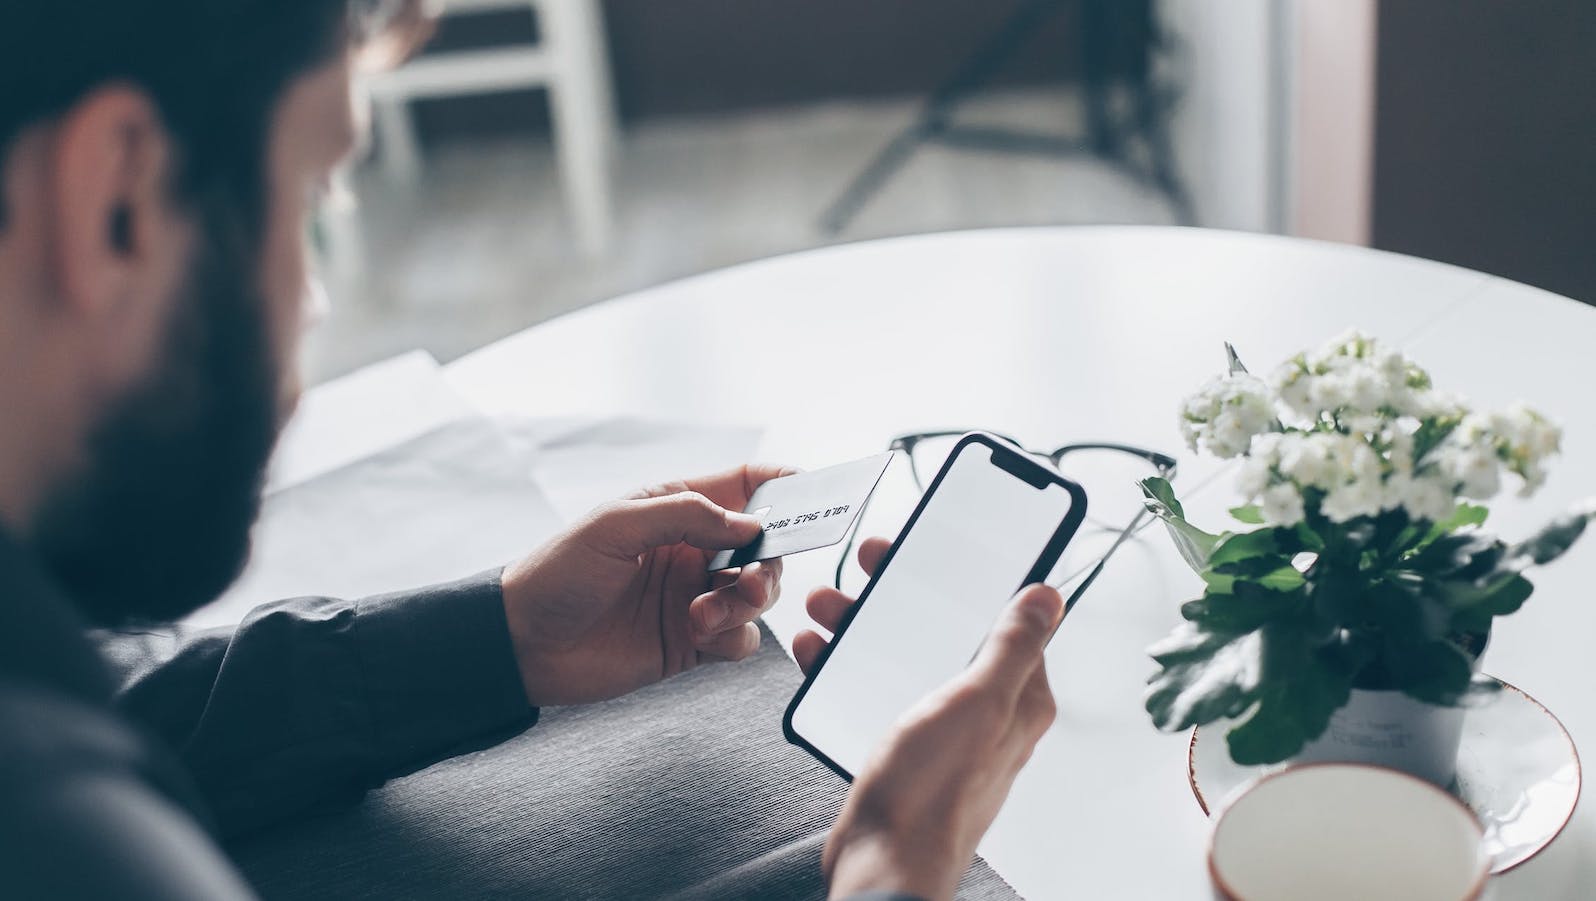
[{"xmin": 306, "ymin": 0, "xmax": 1596, "ymax": 384}]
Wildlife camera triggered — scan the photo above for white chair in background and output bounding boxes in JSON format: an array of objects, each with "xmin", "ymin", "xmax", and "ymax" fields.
[{"xmin": 361, "ymin": 0, "xmax": 618, "ymax": 255}]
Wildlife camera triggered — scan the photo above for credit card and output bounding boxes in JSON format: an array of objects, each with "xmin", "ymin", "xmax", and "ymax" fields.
[{"xmin": 708, "ymin": 452, "xmax": 895, "ymax": 571}]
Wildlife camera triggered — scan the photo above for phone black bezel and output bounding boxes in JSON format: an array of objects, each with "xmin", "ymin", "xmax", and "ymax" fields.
[{"xmin": 781, "ymin": 430, "xmax": 1089, "ymax": 782}]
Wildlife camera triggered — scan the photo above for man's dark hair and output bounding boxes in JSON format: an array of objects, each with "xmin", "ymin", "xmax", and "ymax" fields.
[{"xmin": 0, "ymin": 1, "xmax": 385, "ymax": 237}]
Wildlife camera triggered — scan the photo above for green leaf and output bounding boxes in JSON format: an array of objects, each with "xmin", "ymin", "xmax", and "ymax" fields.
[
  {"xmin": 1509, "ymin": 510, "xmax": 1591, "ymax": 567},
  {"xmin": 1145, "ymin": 626, "xmax": 1263, "ymax": 731},
  {"xmin": 1181, "ymin": 583, "xmax": 1299, "ymax": 633},
  {"xmin": 1141, "ymin": 476, "xmax": 1186, "ymax": 519},
  {"xmin": 1406, "ymin": 503, "xmax": 1490, "ymax": 558},
  {"xmin": 1409, "ymin": 531, "xmax": 1506, "ymax": 581},
  {"xmin": 1301, "ymin": 565, "xmax": 1359, "ymax": 640},
  {"xmin": 1224, "ymin": 626, "xmax": 1356, "ymax": 764},
  {"xmin": 1140, "ymin": 477, "xmax": 1219, "ymax": 572},
  {"xmin": 1382, "ymin": 636, "xmax": 1475, "ymax": 706},
  {"xmin": 1448, "ymin": 574, "xmax": 1533, "ymax": 633},
  {"xmin": 1435, "ymin": 569, "xmax": 1531, "ymax": 611},
  {"xmin": 1229, "ymin": 505, "xmax": 1264, "ymax": 525},
  {"xmin": 1437, "ymin": 503, "xmax": 1489, "ymax": 534},
  {"xmin": 1256, "ymin": 565, "xmax": 1307, "ymax": 592},
  {"xmin": 1366, "ymin": 575, "xmax": 1453, "ymax": 644},
  {"xmin": 1209, "ymin": 555, "xmax": 1307, "ymax": 588},
  {"xmin": 1450, "ymin": 608, "xmax": 1493, "ymax": 636},
  {"xmin": 1474, "ymin": 573, "xmax": 1533, "ymax": 616},
  {"xmin": 1148, "ymin": 622, "xmax": 1237, "ymax": 666},
  {"xmin": 1292, "ymin": 521, "xmax": 1326, "ymax": 552},
  {"xmin": 1208, "ymin": 529, "xmax": 1279, "ymax": 570},
  {"xmin": 1371, "ymin": 508, "xmax": 1416, "ymax": 553}
]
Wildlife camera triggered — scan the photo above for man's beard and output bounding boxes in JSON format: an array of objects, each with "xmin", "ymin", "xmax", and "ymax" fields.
[{"xmin": 32, "ymin": 199, "xmax": 282, "ymax": 627}]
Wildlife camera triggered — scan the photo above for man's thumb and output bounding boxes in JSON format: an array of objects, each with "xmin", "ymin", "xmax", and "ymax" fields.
[
  {"xmin": 969, "ymin": 584, "xmax": 1063, "ymax": 696},
  {"xmin": 596, "ymin": 491, "xmax": 762, "ymax": 556}
]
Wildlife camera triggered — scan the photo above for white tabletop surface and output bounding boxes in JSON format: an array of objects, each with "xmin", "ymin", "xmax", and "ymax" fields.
[{"xmin": 442, "ymin": 226, "xmax": 1596, "ymax": 899}]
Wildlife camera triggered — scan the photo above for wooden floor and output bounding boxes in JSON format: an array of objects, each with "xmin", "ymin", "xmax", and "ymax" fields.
[{"xmin": 305, "ymin": 87, "xmax": 1182, "ymax": 383}]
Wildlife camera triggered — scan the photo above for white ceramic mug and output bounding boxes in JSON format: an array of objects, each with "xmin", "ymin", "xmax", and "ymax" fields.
[{"xmin": 1209, "ymin": 763, "xmax": 1489, "ymax": 900}]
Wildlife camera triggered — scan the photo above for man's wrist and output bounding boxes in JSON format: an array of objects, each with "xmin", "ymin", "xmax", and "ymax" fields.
[
  {"xmin": 827, "ymin": 831, "xmax": 945, "ymax": 901},
  {"xmin": 498, "ymin": 554, "xmax": 560, "ymax": 707}
]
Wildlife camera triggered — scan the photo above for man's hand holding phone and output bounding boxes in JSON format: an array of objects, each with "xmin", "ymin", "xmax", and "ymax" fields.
[{"xmin": 799, "ymin": 539, "xmax": 1064, "ymax": 901}]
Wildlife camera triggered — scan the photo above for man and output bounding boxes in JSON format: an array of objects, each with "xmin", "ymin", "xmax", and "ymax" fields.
[{"xmin": 0, "ymin": 3, "xmax": 1064, "ymax": 899}]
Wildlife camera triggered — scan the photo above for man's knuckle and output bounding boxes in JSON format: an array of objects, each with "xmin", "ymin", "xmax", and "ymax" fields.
[
  {"xmin": 944, "ymin": 680, "xmax": 989, "ymax": 711},
  {"xmin": 999, "ymin": 616, "xmax": 1042, "ymax": 648},
  {"xmin": 582, "ymin": 500, "xmax": 634, "ymax": 538},
  {"xmin": 1027, "ymin": 702, "xmax": 1056, "ymax": 738},
  {"xmin": 738, "ymin": 564, "xmax": 764, "ymax": 589},
  {"xmin": 588, "ymin": 498, "xmax": 629, "ymax": 522},
  {"xmin": 679, "ymin": 490, "xmax": 719, "ymax": 517},
  {"xmin": 1039, "ymin": 692, "xmax": 1058, "ymax": 722}
]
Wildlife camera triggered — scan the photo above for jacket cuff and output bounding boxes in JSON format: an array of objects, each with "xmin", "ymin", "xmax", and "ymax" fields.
[{"xmin": 354, "ymin": 568, "xmax": 537, "ymax": 766}]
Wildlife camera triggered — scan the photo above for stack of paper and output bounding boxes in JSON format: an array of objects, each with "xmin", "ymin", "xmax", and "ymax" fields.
[{"xmin": 184, "ymin": 353, "xmax": 761, "ymax": 630}]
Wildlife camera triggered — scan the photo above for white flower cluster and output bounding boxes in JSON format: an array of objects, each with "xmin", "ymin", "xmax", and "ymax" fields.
[
  {"xmin": 1179, "ymin": 373, "xmax": 1276, "ymax": 459},
  {"xmin": 1440, "ymin": 404, "xmax": 1562, "ymax": 496},
  {"xmin": 1272, "ymin": 331, "xmax": 1454, "ymax": 426},
  {"xmin": 1236, "ymin": 430, "xmax": 1452, "ymax": 526},
  {"xmin": 1179, "ymin": 332, "xmax": 1563, "ymax": 528}
]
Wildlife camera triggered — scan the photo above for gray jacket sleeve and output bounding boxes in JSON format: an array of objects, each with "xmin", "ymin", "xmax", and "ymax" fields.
[{"xmin": 99, "ymin": 570, "xmax": 537, "ymax": 839}]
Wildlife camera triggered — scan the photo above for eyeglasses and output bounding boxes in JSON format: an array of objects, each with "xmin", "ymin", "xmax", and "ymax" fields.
[{"xmin": 834, "ymin": 430, "xmax": 1178, "ymax": 616}]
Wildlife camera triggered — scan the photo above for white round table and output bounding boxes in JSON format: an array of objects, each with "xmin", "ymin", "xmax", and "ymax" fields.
[{"xmin": 444, "ymin": 227, "xmax": 1596, "ymax": 899}]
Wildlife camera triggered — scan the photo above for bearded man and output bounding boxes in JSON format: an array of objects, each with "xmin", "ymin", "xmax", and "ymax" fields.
[{"xmin": 0, "ymin": 3, "xmax": 1063, "ymax": 898}]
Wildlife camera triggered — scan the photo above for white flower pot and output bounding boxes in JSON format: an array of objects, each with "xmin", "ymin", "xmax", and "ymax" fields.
[{"xmin": 1294, "ymin": 689, "xmax": 1467, "ymax": 788}]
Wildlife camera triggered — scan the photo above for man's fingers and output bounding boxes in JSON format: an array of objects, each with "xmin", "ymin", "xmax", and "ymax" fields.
[
  {"xmin": 696, "ymin": 622, "xmax": 761, "ymax": 662},
  {"xmin": 856, "ymin": 537, "xmax": 892, "ymax": 577},
  {"xmin": 691, "ymin": 560, "xmax": 782, "ymax": 637},
  {"xmin": 805, "ymin": 586, "xmax": 854, "ymax": 633},
  {"xmin": 636, "ymin": 464, "xmax": 801, "ymax": 512},
  {"xmin": 793, "ymin": 629, "xmax": 827, "ymax": 675},
  {"xmin": 967, "ymin": 584, "xmax": 1063, "ymax": 704},
  {"xmin": 594, "ymin": 491, "xmax": 762, "ymax": 557}
]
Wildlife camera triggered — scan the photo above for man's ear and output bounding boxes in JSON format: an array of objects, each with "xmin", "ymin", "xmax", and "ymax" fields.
[{"xmin": 47, "ymin": 85, "xmax": 179, "ymax": 321}]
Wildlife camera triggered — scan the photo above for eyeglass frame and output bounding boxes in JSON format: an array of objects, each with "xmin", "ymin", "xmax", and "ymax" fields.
[{"xmin": 833, "ymin": 429, "xmax": 1179, "ymax": 616}]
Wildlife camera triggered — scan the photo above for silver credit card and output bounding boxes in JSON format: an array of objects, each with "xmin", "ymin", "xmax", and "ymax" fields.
[{"xmin": 708, "ymin": 452, "xmax": 895, "ymax": 571}]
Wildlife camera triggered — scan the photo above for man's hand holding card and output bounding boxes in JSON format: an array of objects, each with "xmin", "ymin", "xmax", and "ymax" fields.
[
  {"xmin": 709, "ymin": 452, "xmax": 894, "ymax": 572},
  {"xmin": 496, "ymin": 456, "xmax": 893, "ymax": 708}
]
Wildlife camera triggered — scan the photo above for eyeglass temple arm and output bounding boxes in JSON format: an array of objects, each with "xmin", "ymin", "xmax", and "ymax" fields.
[
  {"xmin": 834, "ymin": 486, "xmax": 882, "ymax": 590},
  {"xmin": 1057, "ymin": 504, "xmax": 1153, "ymax": 616}
]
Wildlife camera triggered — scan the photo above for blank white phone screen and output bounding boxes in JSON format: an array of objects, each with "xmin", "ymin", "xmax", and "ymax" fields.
[{"xmin": 790, "ymin": 442, "xmax": 1077, "ymax": 777}]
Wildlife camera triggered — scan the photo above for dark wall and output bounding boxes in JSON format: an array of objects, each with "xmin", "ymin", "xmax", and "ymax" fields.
[
  {"xmin": 1372, "ymin": 2, "xmax": 1596, "ymax": 303},
  {"xmin": 413, "ymin": 1, "xmax": 1090, "ymax": 140},
  {"xmin": 600, "ymin": 0, "xmax": 1085, "ymax": 118}
]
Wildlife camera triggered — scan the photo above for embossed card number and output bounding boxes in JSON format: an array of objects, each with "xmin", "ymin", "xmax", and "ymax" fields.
[{"xmin": 764, "ymin": 505, "xmax": 850, "ymax": 532}]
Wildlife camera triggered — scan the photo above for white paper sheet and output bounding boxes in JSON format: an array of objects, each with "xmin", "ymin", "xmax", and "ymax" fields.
[
  {"xmin": 187, "ymin": 418, "xmax": 765, "ymax": 630},
  {"xmin": 187, "ymin": 344, "xmax": 766, "ymax": 629},
  {"xmin": 186, "ymin": 416, "xmax": 565, "ymax": 629},
  {"xmin": 500, "ymin": 416, "xmax": 763, "ymax": 523},
  {"xmin": 266, "ymin": 350, "xmax": 473, "ymax": 495}
]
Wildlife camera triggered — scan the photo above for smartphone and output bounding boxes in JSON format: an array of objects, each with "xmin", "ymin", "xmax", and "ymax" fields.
[{"xmin": 784, "ymin": 432, "xmax": 1087, "ymax": 780}]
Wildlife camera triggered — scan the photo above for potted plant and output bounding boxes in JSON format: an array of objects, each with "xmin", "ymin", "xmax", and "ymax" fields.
[{"xmin": 1140, "ymin": 332, "xmax": 1590, "ymax": 786}]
